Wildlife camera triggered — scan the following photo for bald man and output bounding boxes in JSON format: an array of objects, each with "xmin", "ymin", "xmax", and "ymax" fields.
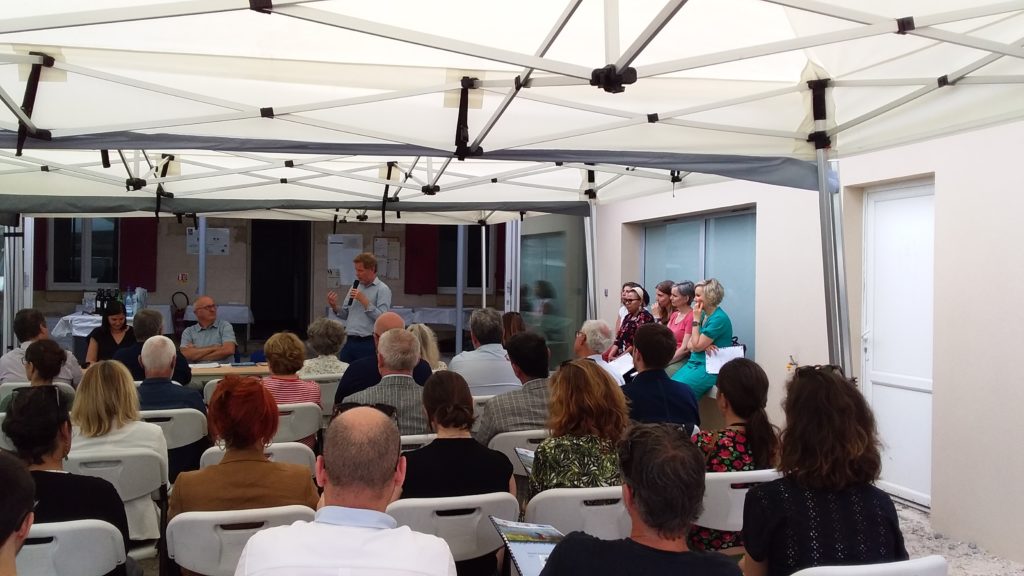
[
  {"xmin": 333, "ymin": 312, "xmax": 433, "ymax": 406},
  {"xmin": 180, "ymin": 296, "xmax": 236, "ymax": 363},
  {"xmin": 235, "ymin": 407, "xmax": 455, "ymax": 576}
]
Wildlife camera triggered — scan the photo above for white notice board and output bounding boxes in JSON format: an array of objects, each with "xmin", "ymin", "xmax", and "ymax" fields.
[
  {"xmin": 328, "ymin": 234, "xmax": 363, "ymax": 287},
  {"xmin": 186, "ymin": 227, "xmax": 230, "ymax": 255},
  {"xmin": 373, "ymin": 236, "xmax": 401, "ymax": 280}
]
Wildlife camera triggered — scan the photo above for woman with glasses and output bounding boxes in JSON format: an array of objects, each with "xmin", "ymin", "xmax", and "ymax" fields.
[
  {"xmin": 608, "ymin": 286, "xmax": 655, "ymax": 360},
  {"xmin": 0, "ymin": 339, "xmax": 72, "ymax": 412},
  {"xmin": 671, "ymin": 278, "xmax": 733, "ymax": 398},
  {"xmin": 741, "ymin": 366, "xmax": 907, "ymax": 576},
  {"xmin": 529, "ymin": 359, "xmax": 629, "ymax": 498},
  {"xmin": 85, "ymin": 300, "xmax": 137, "ymax": 366},
  {"xmin": 3, "ymin": 384, "xmax": 134, "ymax": 576},
  {"xmin": 262, "ymin": 331, "xmax": 322, "ymax": 449},
  {"xmin": 71, "ymin": 360, "xmax": 167, "ymax": 542}
]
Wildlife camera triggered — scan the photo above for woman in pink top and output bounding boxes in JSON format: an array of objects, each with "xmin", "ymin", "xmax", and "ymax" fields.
[
  {"xmin": 665, "ymin": 280, "xmax": 696, "ymax": 377},
  {"xmin": 261, "ymin": 331, "xmax": 321, "ymax": 448}
]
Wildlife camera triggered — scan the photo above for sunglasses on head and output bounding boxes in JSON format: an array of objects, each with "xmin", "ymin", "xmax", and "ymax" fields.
[
  {"xmin": 331, "ymin": 402, "xmax": 398, "ymax": 420},
  {"xmin": 11, "ymin": 384, "xmax": 63, "ymax": 410}
]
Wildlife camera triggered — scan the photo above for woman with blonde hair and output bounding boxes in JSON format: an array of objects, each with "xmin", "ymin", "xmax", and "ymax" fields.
[
  {"xmin": 262, "ymin": 331, "xmax": 321, "ymax": 448},
  {"xmin": 408, "ymin": 323, "xmax": 447, "ymax": 371},
  {"xmin": 672, "ymin": 278, "xmax": 733, "ymax": 398},
  {"xmin": 71, "ymin": 360, "xmax": 167, "ymax": 541},
  {"xmin": 529, "ymin": 359, "xmax": 629, "ymax": 498}
]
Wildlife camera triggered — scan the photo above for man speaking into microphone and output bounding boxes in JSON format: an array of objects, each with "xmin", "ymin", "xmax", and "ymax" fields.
[{"xmin": 328, "ymin": 252, "xmax": 392, "ymax": 362}]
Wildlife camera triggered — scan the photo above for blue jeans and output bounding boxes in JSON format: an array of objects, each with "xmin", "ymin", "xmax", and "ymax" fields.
[{"xmin": 339, "ymin": 337, "xmax": 376, "ymax": 363}]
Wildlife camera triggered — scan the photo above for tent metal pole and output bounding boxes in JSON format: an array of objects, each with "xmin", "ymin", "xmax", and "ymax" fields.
[
  {"xmin": 480, "ymin": 223, "xmax": 487, "ymax": 309},
  {"xmin": 815, "ymin": 150, "xmax": 851, "ymax": 370},
  {"xmin": 604, "ymin": 0, "xmax": 620, "ymax": 63},
  {"xmin": 584, "ymin": 200, "xmax": 598, "ymax": 319},
  {"xmin": 505, "ymin": 221, "xmax": 521, "ymax": 312},
  {"xmin": 21, "ymin": 218, "xmax": 33, "ymax": 311},
  {"xmin": 615, "ymin": 0, "xmax": 688, "ymax": 69},
  {"xmin": 197, "ymin": 217, "xmax": 208, "ymax": 297},
  {"xmin": 455, "ymin": 225, "xmax": 466, "ymax": 354}
]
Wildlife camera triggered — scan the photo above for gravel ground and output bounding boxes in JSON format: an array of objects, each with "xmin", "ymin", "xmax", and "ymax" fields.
[{"xmin": 897, "ymin": 503, "xmax": 1024, "ymax": 576}]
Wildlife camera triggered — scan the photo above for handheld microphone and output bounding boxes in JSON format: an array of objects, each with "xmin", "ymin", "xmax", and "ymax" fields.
[{"xmin": 347, "ymin": 279, "xmax": 359, "ymax": 306}]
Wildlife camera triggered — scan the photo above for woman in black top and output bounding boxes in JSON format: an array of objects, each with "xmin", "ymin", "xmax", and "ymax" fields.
[
  {"xmin": 2, "ymin": 385, "xmax": 134, "ymax": 576},
  {"xmin": 401, "ymin": 370, "xmax": 514, "ymax": 576},
  {"xmin": 741, "ymin": 366, "xmax": 908, "ymax": 576},
  {"xmin": 86, "ymin": 300, "xmax": 136, "ymax": 365}
]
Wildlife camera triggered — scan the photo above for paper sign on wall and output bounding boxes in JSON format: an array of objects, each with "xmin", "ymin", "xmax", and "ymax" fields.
[
  {"xmin": 328, "ymin": 234, "xmax": 363, "ymax": 287},
  {"xmin": 186, "ymin": 227, "xmax": 230, "ymax": 255}
]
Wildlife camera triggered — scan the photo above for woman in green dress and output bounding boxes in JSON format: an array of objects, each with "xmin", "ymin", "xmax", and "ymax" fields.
[{"xmin": 671, "ymin": 278, "xmax": 733, "ymax": 399}]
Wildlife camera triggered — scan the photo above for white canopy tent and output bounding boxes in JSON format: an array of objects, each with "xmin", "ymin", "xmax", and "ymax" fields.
[{"xmin": 2, "ymin": 0, "xmax": 1023, "ymax": 365}]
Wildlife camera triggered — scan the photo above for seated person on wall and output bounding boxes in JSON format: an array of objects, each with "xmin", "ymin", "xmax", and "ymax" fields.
[
  {"xmin": 235, "ymin": 406, "xmax": 457, "ymax": 576},
  {"xmin": 539, "ymin": 423, "xmax": 741, "ymax": 576},
  {"xmin": 528, "ymin": 359, "xmax": 629, "ymax": 499},
  {"xmin": 180, "ymin": 296, "xmax": 236, "ymax": 363},
  {"xmin": 297, "ymin": 318, "xmax": 349, "ymax": 379},
  {"xmin": 86, "ymin": 300, "xmax": 137, "ymax": 365},
  {"xmin": 621, "ymin": 323, "xmax": 700, "ymax": 429},
  {"xmin": 113, "ymin": 308, "xmax": 191, "ymax": 385},
  {"xmin": 343, "ymin": 329, "xmax": 428, "ymax": 436},
  {"xmin": 3, "ymin": 384, "xmax": 136, "ymax": 576},
  {"xmin": 573, "ymin": 319, "xmax": 625, "ymax": 386},
  {"xmin": 0, "ymin": 452, "xmax": 35, "ymax": 576},
  {"xmin": 473, "ymin": 332, "xmax": 551, "ymax": 447},
  {"xmin": 137, "ymin": 335, "xmax": 209, "ymax": 482},
  {"xmin": 448, "ymin": 308, "xmax": 519, "ymax": 392},
  {"xmin": 0, "ymin": 308, "xmax": 83, "ymax": 386},
  {"xmin": 0, "ymin": 340, "xmax": 73, "ymax": 412},
  {"xmin": 334, "ymin": 312, "xmax": 433, "ymax": 405},
  {"xmin": 262, "ymin": 332, "xmax": 323, "ymax": 450}
]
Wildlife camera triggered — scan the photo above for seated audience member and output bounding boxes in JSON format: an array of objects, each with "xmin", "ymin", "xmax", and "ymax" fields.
[
  {"xmin": 262, "ymin": 332, "xmax": 322, "ymax": 449},
  {"xmin": 621, "ymin": 323, "xmax": 700, "ymax": 428},
  {"xmin": 343, "ymin": 329, "xmax": 428, "ymax": 435},
  {"xmin": 529, "ymin": 360, "xmax": 628, "ymax": 498},
  {"xmin": 449, "ymin": 308, "xmax": 519, "ymax": 392},
  {"xmin": 112, "ymin": 309, "xmax": 191, "ymax": 385},
  {"xmin": 0, "ymin": 340, "xmax": 73, "ymax": 411},
  {"xmin": 742, "ymin": 366, "xmax": 908, "ymax": 576},
  {"xmin": 3, "ymin": 385, "xmax": 134, "ymax": 576},
  {"xmin": 688, "ymin": 358, "xmax": 778, "ymax": 553},
  {"xmin": 180, "ymin": 296, "xmax": 237, "ymax": 363},
  {"xmin": 0, "ymin": 308, "xmax": 83, "ymax": 385},
  {"xmin": 574, "ymin": 319, "xmax": 624, "ymax": 386},
  {"xmin": 137, "ymin": 335, "xmax": 209, "ymax": 481},
  {"xmin": 473, "ymin": 332, "xmax": 551, "ymax": 446},
  {"xmin": 0, "ymin": 452, "xmax": 35, "ymax": 576},
  {"xmin": 71, "ymin": 361, "xmax": 168, "ymax": 541},
  {"xmin": 501, "ymin": 312, "xmax": 526, "ymax": 346},
  {"xmin": 408, "ymin": 323, "xmax": 447, "ymax": 371},
  {"xmin": 665, "ymin": 281, "xmax": 696, "ymax": 376},
  {"xmin": 235, "ymin": 406, "xmax": 456, "ymax": 576},
  {"xmin": 335, "ymin": 312, "xmax": 433, "ymax": 404},
  {"xmin": 86, "ymin": 300, "xmax": 137, "ymax": 365},
  {"xmin": 540, "ymin": 423, "xmax": 741, "ymax": 576},
  {"xmin": 607, "ymin": 285, "xmax": 655, "ymax": 360},
  {"xmin": 297, "ymin": 318, "xmax": 349, "ymax": 379},
  {"xmin": 170, "ymin": 375, "xmax": 319, "ymax": 573},
  {"xmin": 401, "ymin": 370, "xmax": 514, "ymax": 576}
]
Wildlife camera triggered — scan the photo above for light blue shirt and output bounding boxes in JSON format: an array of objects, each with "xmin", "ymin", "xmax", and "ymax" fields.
[
  {"xmin": 449, "ymin": 343, "xmax": 518, "ymax": 387},
  {"xmin": 315, "ymin": 506, "xmax": 397, "ymax": 529},
  {"xmin": 181, "ymin": 319, "xmax": 236, "ymax": 362},
  {"xmin": 332, "ymin": 277, "xmax": 392, "ymax": 338}
]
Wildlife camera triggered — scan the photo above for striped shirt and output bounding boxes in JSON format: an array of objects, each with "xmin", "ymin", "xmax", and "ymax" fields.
[{"xmin": 262, "ymin": 375, "xmax": 322, "ymax": 448}]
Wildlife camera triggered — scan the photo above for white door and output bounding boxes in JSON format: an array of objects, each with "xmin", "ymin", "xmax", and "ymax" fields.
[{"xmin": 862, "ymin": 181, "xmax": 934, "ymax": 506}]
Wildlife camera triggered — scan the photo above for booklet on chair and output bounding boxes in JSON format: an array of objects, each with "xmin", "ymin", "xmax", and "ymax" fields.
[{"xmin": 489, "ymin": 516, "xmax": 564, "ymax": 576}]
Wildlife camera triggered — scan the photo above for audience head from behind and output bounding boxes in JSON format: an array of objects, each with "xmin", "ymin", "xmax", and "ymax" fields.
[
  {"xmin": 575, "ymin": 319, "xmax": 615, "ymax": 358},
  {"xmin": 140, "ymin": 335, "xmax": 177, "ymax": 379},
  {"xmin": 407, "ymin": 323, "xmax": 442, "ymax": 370},
  {"xmin": 307, "ymin": 318, "xmax": 347, "ymax": 358},
  {"xmin": 505, "ymin": 331, "xmax": 549, "ymax": 383},
  {"xmin": 0, "ymin": 452, "xmax": 35, "ymax": 563},
  {"xmin": 549, "ymin": 359, "xmax": 628, "ymax": 443},
  {"xmin": 71, "ymin": 360, "xmax": 140, "ymax": 438},
  {"xmin": 372, "ymin": 312, "xmax": 406, "ymax": 346},
  {"xmin": 24, "ymin": 339, "xmax": 67, "ymax": 385},
  {"xmin": 469, "ymin": 308, "xmax": 503, "ymax": 348},
  {"xmin": 13, "ymin": 308, "xmax": 47, "ymax": 344},
  {"xmin": 632, "ymin": 323, "xmax": 676, "ymax": 372},
  {"xmin": 501, "ymin": 312, "xmax": 526, "ymax": 346},
  {"xmin": 132, "ymin": 308, "xmax": 164, "ymax": 342},
  {"xmin": 377, "ymin": 328, "xmax": 420, "ymax": 376},
  {"xmin": 320, "ymin": 406, "xmax": 404, "ymax": 510},
  {"xmin": 265, "ymin": 331, "xmax": 306, "ymax": 376},
  {"xmin": 209, "ymin": 374, "xmax": 279, "ymax": 451},
  {"xmin": 714, "ymin": 358, "xmax": 778, "ymax": 469},
  {"xmin": 421, "ymin": 371, "xmax": 475, "ymax": 433},
  {"xmin": 3, "ymin": 383, "xmax": 72, "ymax": 466}
]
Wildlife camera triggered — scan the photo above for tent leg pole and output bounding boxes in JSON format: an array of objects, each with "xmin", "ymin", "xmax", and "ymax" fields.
[
  {"xmin": 505, "ymin": 221, "xmax": 521, "ymax": 312},
  {"xmin": 584, "ymin": 199, "xmax": 598, "ymax": 319},
  {"xmin": 480, "ymin": 224, "xmax": 487, "ymax": 309},
  {"xmin": 455, "ymin": 225, "xmax": 466, "ymax": 354},
  {"xmin": 815, "ymin": 151, "xmax": 852, "ymax": 370},
  {"xmin": 197, "ymin": 216, "xmax": 207, "ymax": 297}
]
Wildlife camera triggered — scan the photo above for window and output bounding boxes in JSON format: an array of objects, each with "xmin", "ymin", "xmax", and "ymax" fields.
[
  {"xmin": 644, "ymin": 210, "xmax": 756, "ymax": 358},
  {"xmin": 437, "ymin": 225, "xmax": 498, "ymax": 293},
  {"xmin": 48, "ymin": 218, "xmax": 120, "ymax": 289}
]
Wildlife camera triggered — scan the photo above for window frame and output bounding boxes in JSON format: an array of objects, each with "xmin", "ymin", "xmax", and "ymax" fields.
[
  {"xmin": 46, "ymin": 217, "xmax": 120, "ymax": 290},
  {"xmin": 436, "ymin": 224, "xmax": 499, "ymax": 295}
]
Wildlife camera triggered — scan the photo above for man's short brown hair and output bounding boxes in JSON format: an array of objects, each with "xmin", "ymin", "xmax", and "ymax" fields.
[
  {"xmin": 353, "ymin": 252, "xmax": 377, "ymax": 271},
  {"xmin": 633, "ymin": 323, "xmax": 676, "ymax": 369},
  {"xmin": 323, "ymin": 408, "xmax": 400, "ymax": 490}
]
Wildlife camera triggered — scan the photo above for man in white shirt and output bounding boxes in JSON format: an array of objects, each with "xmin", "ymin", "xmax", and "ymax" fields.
[
  {"xmin": 574, "ymin": 319, "xmax": 626, "ymax": 386},
  {"xmin": 0, "ymin": 308, "xmax": 82, "ymax": 385},
  {"xmin": 235, "ymin": 406, "xmax": 456, "ymax": 576},
  {"xmin": 449, "ymin": 308, "xmax": 518, "ymax": 394}
]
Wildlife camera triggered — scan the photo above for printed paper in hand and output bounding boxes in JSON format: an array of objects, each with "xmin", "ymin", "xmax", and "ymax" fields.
[{"xmin": 705, "ymin": 345, "xmax": 745, "ymax": 374}]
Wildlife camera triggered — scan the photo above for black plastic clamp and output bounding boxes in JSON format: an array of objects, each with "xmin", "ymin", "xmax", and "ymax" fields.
[
  {"xmin": 584, "ymin": 188, "xmax": 597, "ymax": 199},
  {"xmin": 284, "ymin": 160, "xmax": 294, "ymax": 168},
  {"xmin": 260, "ymin": 107, "xmax": 274, "ymax": 118},
  {"xmin": 647, "ymin": 113, "xmax": 659, "ymax": 123},
  {"xmin": 670, "ymin": 170, "xmax": 682, "ymax": 184},
  {"xmin": 126, "ymin": 177, "xmax": 146, "ymax": 191},
  {"xmin": 249, "ymin": 0, "xmax": 273, "ymax": 13},
  {"xmin": 356, "ymin": 214, "xmax": 369, "ymax": 222},
  {"xmin": 279, "ymin": 178, "xmax": 287, "ymax": 184},
  {"xmin": 807, "ymin": 131, "xmax": 832, "ymax": 150},
  {"xmin": 40, "ymin": 165, "xmax": 49, "ymax": 172},
  {"xmin": 937, "ymin": 75, "xmax": 950, "ymax": 87},
  {"xmin": 589, "ymin": 65, "xmax": 638, "ymax": 94},
  {"xmin": 421, "ymin": 184, "xmax": 440, "ymax": 195},
  {"xmin": 896, "ymin": 16, "xmax": 916, "ymax": 34}
]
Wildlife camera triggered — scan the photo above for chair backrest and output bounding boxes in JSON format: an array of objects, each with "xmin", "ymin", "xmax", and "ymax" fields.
[
  {"xmin": 203, "ymin": 379, "xmax": 221, "ymax": 404},
  {"xmin": 791, "ymin": 556, "xmax": 948, "ymax": 576},
  {"xmin": 695, "ymin": 469, "xmax": 782, "ymax": 532},
  {"xmin": 400, "ymin": 433, "xmax": 437, "ymax": 452},
  {"xmin": 0, "ymin": 381, "xmax": 76, "ymax": 404},
  {"xmin": 140, "ymin": 408, "xmax": 208, "ymax": 449},
  {"xmin": 0, "ymin": 412, "xmax": 13, "ymax": 451},
  {"xmin": 387, "ymin": 492, "xmax": 520, "ymax": 562},
  {"xmin": 525, "ymin": 486, "xmax": 631, "ymax": 540},
  {"xmin": 17, "ymin": 519, "xmax": 126, "ymax": 576},
  {"xmin": 273, "ymin": 403, "xmax": 322, "ymax": 443},
  {"xmin": 200, "ymin": 442, "xmax": 317, "ymax": 475},
  {"xmin": 310, "ymin": 375, "xmax": 343, "ymax": 418},
  {"xmin": 166, "ymin": 505, "xmax": 315, "ymax": 576},
  {"xmin": 472, "ymin": 395, "xmax": 493, "ymax": 416},
  {"xmin": 470, "ymin": 383, "xmax": 522, "ymax": 396},
  {"xmin": 487, "ymin": 429, "xmax": 550, "ymax": 476},
  {"xmin": 65, "ymin": 448, "xmax": 169, "ymax": 501}
]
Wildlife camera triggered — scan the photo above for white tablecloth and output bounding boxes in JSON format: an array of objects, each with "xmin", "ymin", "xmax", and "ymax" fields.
[
  {"xmin": 53, "ymin": 305, "xmax": 174, "ymax": 338},
  {"xmin": 184, "ymin": 304, "xmax": 254, "ymax": 324}
]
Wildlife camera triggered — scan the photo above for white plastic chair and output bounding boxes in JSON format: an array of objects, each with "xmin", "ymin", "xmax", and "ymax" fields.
[
  {"xmin": 203, "ymin": 379, "xmax": 221, "ymax": 404},
  {"xmin": 387, "ymin": 492, "xmax": 520, "ymax": 562},
  {"xmin": 65, "ymin": 447, "xmax": 170, "ymax": 503},
  {"xmin": 140, "ymin": 408, "xmax": 208, "ymax": 449},
  {"xmin": 525, "ymin": 486, "xmax": 631, "ymax": 540},
  {"xmin": 16, "ymin": 519, "xmax": 126, "ymax": 576},
  {"xmin": 487, "ymin": 429, "xmax": 550, "ymax": 476},
  {"xmin": 400, "ymin": 433, "xmax": 437, "ymax": 452},
  {"xmin": 0, "ymin": 413, "xmax": 13, "ymax": 451},
  {"xmin": 310, "ymin": 375, "xmax": 343, "ymax": 419},
  {"xmin": 792, "ymin": 556, "xmax": 948, "ymax": 576},
  {"xmin": 469, "ymin": 383, "xmax": 522, "ymax": 396},
  {"xmin": 0, "ymin": 381, "xmax": 76, "ymax": 404},
  {"xmin": 472, "ymin": 395, "xmax": 493, "ymax": 416},
  {"xmin": 166, "ymin": 505, "xmax": 315, "ymax": 576},
  {"xmin": 200, "ymin": 442, "xmax": 317, "ymax": 475},
  {"xmin": 695, "ymin": 469, "xmax": 782, "ymax": 532},
  {"xmin": 273, "ymin": 402, "xmax": 322, "ymax": 444}
]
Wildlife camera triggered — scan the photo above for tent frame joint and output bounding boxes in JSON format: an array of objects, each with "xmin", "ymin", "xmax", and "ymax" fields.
[
  {"xmin": 590, "ymin": 64, "xmax": 637, "ymax": 94},
  {"xmin": 895, "ymin": 16, "xmax": 916, "ymax": 34}
]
